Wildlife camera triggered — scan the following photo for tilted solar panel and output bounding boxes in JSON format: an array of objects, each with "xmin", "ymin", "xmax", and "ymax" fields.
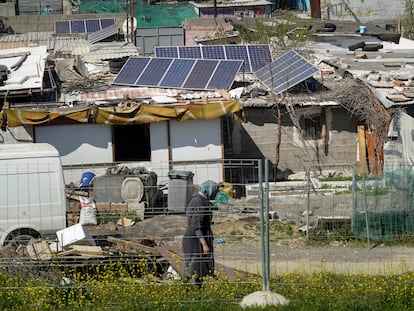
[
  {"xmin": 101, "ymin": 18, "xmax": 116, "ymax": 28},
  {"xmin": 178, "ymin": 46, "xmax": 201, "ymax": 59},
  {"xmin": 183, "ymin": 59, "xmax": 219, "ymax": 89},
  {"xmin": 113, "ymin": 57, "xmax": 150, "ymax": 85},
  {"xmin": 159, "ymin": 59, "xmax": 195, "ymax": 88},
  {"xmin": 136, "ymin": 58, "xmax": 173, "ymax": 86},
  {"xmin": 155, "ymin": 47, "xmax": 178, "ymax": 58},
  {"xmin": 55, "ymin": 21, "xmax": 70, "ymax": 35},
  {"xmin": 55, "ymin": 18, "xmax": 116, "ymax": 35},
  {"xmin": 224, "ymin": 45, "xmax": 251, "ymax": 73},
  {"xmin": 86, "ymin": 19, "xmax": 101, "ymax": 33},
  {"xmin": 255, "ymin": 50, "xmax": 320, "ymax": 94},
  {"xmin": 154, "ymin": 44, "xmax": 272, "ymax": 73},
  {"xmin": 113, "ymin": 57, "xmax": 241, "ymax": 91},
  {"xmin": 207, "ymin": 60, "xmax": 243, "ymax": 90},
  {"xmin": 248, "ymin": 45, "xmax": 272, "ymax": 72},
  {"xmin": 70, "ymin": 20, "xmax": 86, "ymax": 33},
  {"xmin": 201, "ymin": 45, "xmax": 225, "ymax": 60}
]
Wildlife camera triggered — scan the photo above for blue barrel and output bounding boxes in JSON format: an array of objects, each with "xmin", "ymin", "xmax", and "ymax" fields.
[{"xmin": 79, "ymin": 172, "xmax": 96, "ymax": 187}]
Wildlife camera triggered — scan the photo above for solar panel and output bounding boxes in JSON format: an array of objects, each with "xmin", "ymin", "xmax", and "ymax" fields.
[
  {"xmin": 183, "ymin": 59, "xmax": 219, "ymax": 89},
  {"xmin": 70, "ymin": 20, "xmax": 86, "ymax": 33},
  {"xmin": 55, "ymin": 21, "xmax": 70, "ymax": 35},
  {"xmin": 154, "ymin": 47, "xmax": 178, "ymax": 58},
  {"xmin": 159, "ymin": 59, "xmax": 195, "ymax": 88},
  {"xmin": 55, "ymin": 18, "xmax": 116, "ymax": 35},
  {"xmin": 113, "ymin": 57, "xmax": 242, "ymax": 91},
  {"xmin": 207, "ymin": 60, "xmax": 243, "ymax": 90},
  {"xmin": 178, "ymin": 46, "xmax": 201, "ymax": 59},
  {"xmin": 100, "ymin": 19, "xmax": 116, "ymax": 28},
  {"xmin": 224, "ymin": 45, "xmax": 251, "ymax": 72},
  {"xmin": 137, "ymin": 58, "xmax": 172, "ymax": 86},
  {"xmin": 86, "ymin": 19, "xmax": 100, "ymax": 33},
  {"xmin": 154, "ymin": 44, "xmax": 272, "ymax": 73},
  {"xmin": 255, "ymin": 50, "xmax": 320, "ymax": 95},
  {"xmin": 248, "ymin": 45, "xmax": 273, "ymax": 72},
  {"xmin": 201, "ymin": 45, "xmax": 225, "ymax": 60},
  {"xmin": 113, "ymin": 57, "xmax": 150, "ymax": 85}
]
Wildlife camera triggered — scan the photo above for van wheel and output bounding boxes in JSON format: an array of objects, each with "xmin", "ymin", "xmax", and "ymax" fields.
[{"xmin": 5, "ymin": 229, "xmax": 40, "ymax": 246}]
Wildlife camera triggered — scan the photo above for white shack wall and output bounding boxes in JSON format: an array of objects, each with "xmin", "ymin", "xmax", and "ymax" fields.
[
  {"xmin": 151, "ymin": 119, "xmax": 223, "ymax": 185},
  {"xmin": 33, "ymin": 119, "xmax": 223, "ymax": 186}
]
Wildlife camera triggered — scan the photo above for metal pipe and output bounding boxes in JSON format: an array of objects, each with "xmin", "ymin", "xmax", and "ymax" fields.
[
  {"xmin": 264, "ymin": 158, "xmax": 270, "ymax": 291},
  {"xmin": 258, "ymin": 159, "xmax": 266, "ymax": 291}
]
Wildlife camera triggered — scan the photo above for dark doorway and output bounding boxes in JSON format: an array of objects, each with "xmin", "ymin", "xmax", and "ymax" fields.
[{"xmin": 113, "ymin": 124, "xmax": 151, "ymax": 161}]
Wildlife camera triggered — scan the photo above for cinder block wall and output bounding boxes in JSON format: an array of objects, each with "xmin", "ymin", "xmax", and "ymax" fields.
[{"xmin": 231, "ymin": 106, "xmax": 358, "ymax": 177}]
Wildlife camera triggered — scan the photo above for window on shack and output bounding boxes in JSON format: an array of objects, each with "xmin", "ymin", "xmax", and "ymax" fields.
[
  {"xmin": 113, "ymin": 124, "xmax": 151, "ymax": 161},
  {"xmin": 300, "ymin": 113, "xmax": 322, "ymax": 140}
]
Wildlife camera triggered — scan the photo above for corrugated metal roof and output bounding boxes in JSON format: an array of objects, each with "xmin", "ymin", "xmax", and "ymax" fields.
[
  {"xmin": 0, "ymin": 32, "xmax": 92, "ymax": 54},
  {"xmin": 81, "ymin": 42, "xmax": 140, "ymax": 61},
  {"xmin": 370, "ymin": 86, "xmax": 414, "ymax": 108}
]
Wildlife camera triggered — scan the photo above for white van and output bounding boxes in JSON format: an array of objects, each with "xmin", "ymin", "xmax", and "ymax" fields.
[{"xmin": 0, "ymin": 143, "xmax": 67, "ymax": 245}]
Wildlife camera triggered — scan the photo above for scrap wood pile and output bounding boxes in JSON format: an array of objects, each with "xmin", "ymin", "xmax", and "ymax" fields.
[
  {"xmin": 0, "ymin": 233, "xmax": 251, "ymax": 281},
  {"xmin": 0, "ymin": 234, "xmax": 183, "ymax": 280}
]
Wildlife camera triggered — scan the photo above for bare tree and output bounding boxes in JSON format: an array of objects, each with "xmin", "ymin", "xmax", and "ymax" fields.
[{"xmin": 337, "ymin": 78, "xmax": 391, "ymax": 175}]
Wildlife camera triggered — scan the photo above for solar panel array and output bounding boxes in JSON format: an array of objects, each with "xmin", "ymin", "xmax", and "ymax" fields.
[
  {"xmin": 112, "ymin": 57, "xmax": 243, "ymax": 91},
  {"xmin": 154, "ymin": 44, "xmax": 272, "ymax": 73},
  {"xmin": 255, "ymin": 50, "xmax": 320, "ymax": 94},
  {"xmin": 55, "ymin": 18, "xmax": 116, "ymax": 35}
]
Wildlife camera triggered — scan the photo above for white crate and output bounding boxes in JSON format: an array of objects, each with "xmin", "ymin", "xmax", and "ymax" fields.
[{"xmin": 56, "ymin": 223, "xmax": 96, "ymax": 248}]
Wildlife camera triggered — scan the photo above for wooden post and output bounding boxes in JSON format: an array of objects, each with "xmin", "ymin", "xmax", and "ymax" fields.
[{"xmin": 357, "ymin": 124, "xmax": 368, "ymax": 175}]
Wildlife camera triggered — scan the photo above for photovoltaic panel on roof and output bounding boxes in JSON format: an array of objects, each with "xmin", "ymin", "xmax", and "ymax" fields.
[
  {"xmin": 201, "ymin": 45, "xmax": 225, "ymax": 60},
  {"xmin": 255, "ymin": 50, "xmax": 320, "ymax": 95},
  {"xmin": 155, "ymin": 46, "xmax": 178, "ymax": 58},
  {"xmin": 154, "ymin": 44, "xmax": 272, "ymax": 73},
  {"xmin": 86, "ymin": 19, "xmax": 101, "ymax": 33},
  {"xmin": 71, "ymin": 20, "xmax": 86, "ymax": 33},
  {"xmin": 248, "ymin": 45, "xmax": 273, "ymax": 72},
  {"xmin": 224, "ymin": 45, "xmax": 251, "ymax": 72},
  {"xmin": 159, "ymin": 59, "xmax": 195, "ymax": 88},
  {"xmin": 136, "ymin": 58, "xmax": 172, "ymax": 86},
  {"xmin": 207, "ymin": 60, "xmax": 243, "ymax": 90},
  {"xmin": 55, "ymin": 18, "xmax": 116, "ymax": 35},
  {"xmin": 178, "ymin": 46, "xmax": 201, "ymax": 59},
  {"xmin": 55, "ymin": 21, "xmax": 70, "ymax": 35},
  {"xmin": 113, "ymin": 57, "xmax": 150, "ymax": 85},
  {"xmin": 183, "ymin": 59, "xmax": 219, "ymax": 89},
  {"xmin": 100, "ymin": 19, "xmax": 115, "ymax": 28},
  {"xmin": 112, "ymin": 57, "xmax": 242, "ymax": 91}
]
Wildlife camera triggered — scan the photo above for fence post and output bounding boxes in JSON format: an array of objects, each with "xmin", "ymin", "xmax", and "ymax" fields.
[{"xmin": 264, "ymin": 159, "xmax": 270, "ymax": 291}]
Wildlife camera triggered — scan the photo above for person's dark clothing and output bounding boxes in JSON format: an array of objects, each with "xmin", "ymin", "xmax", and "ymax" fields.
[{"xmin": 182, "ymin": 191, "xmax": 214, "ymax": 286}]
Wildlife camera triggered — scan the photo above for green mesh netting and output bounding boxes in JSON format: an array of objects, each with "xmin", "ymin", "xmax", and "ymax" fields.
[
  {"xmin": 76, "ymin": 0, "xmax": 197, "ymax": 27},
  {"xmin": 353, "ymin": 169, "xmax": 414, "ymax": 241}
]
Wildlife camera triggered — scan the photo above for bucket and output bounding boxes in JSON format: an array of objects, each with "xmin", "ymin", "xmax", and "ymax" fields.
[
  {"xmin": 359, "ymin": 26, "xmax": 367, "ymax": 34},
  {"xmin": 79, "ymin": 172, "xmax": 96, "ymax": 187}
]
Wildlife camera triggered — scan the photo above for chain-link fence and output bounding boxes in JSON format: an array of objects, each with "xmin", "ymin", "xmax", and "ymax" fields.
[{"xmin": 2, "ymin": 158, "xmax": 414, "ymax": 309}]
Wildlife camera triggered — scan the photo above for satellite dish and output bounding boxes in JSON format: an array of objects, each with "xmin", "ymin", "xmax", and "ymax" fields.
[{"xmin": 122, "ymin": 17, "xmax": 137, "ymax": 42}]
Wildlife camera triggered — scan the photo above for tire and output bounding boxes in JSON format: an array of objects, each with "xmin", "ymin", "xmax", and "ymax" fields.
[{"xmin": 5, "ymin": 229, "xmax": 40, "ymax": 247}]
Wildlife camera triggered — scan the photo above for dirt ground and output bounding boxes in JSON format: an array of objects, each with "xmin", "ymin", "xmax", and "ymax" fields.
[{"xmin": 99, "ymin": 206, "xmax": 414, "ymax": 276}]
